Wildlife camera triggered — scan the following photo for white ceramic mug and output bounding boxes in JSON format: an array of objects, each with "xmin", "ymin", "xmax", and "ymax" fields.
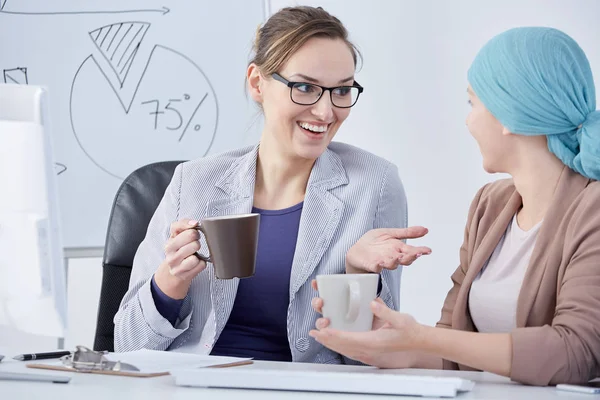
[{"xmin": 316, "ymin": 273, "xmax": 379, "ymax": 332}]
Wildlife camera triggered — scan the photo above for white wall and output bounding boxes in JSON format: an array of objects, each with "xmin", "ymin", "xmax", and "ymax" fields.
[{"xmin": 3, "ymin": 0, "xmax": 600, "ymax": 352}]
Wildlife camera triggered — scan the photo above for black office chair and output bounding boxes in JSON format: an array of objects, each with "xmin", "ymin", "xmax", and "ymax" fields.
[{"xmin": 93, "ymin": 160, "xmax": 184, "ymax": 352}]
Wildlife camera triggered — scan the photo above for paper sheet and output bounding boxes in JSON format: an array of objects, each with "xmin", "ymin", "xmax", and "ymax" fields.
[{"xmin": 104, "ymin": 349, "xmax": 252, "ymax": 373}]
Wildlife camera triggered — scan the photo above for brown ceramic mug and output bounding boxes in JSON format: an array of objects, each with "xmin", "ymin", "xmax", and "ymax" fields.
[{"xmin": 193, "ymin": 213, "xmax": 260, "ymax": 279}]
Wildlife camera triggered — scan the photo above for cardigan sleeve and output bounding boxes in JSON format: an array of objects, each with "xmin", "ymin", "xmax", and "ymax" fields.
[
  {"xmin": 510, "ymin": 190, "xmax": 600, "ymax": 386},
  {"xmin": 436, "ymin": 185, "xmax": 487, "ymax": 370}
]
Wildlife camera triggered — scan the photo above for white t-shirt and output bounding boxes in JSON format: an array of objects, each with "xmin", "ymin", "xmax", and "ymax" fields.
[{"xmin": 469, "ymin": 214, "xmax": 543, "ymax": 333}]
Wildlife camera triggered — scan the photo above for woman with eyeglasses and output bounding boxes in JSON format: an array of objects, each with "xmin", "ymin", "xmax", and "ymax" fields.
[
  {"xmin": 114, "ymin": 5, "xmax": 430, "ymax": 363},
  {"xmin": 310, "ymin": 27, "xmax": 600, "ymax": 385}
]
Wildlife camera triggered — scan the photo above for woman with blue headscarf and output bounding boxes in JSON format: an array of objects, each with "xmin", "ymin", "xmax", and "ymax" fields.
[{"xmin": 309, "ymin": 27, "xmax": 600, "ymax": 386}]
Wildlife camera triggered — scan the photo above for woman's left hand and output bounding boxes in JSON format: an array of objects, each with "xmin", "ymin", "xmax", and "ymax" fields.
[
  {"xmin": 309, "ymin": 291, "xmax": 423, "ymax": 367},
  {"xmin": 346, "ymin": 227, "xmax": 431, "ymax": 274}
]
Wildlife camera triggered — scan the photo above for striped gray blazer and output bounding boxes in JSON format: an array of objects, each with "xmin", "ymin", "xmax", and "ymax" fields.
[{"xmin": 114, "ymin": 141, "xmax": 407, "ymax": 364}]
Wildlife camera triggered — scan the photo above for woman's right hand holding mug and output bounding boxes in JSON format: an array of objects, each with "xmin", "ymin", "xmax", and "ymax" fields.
[{"xmin": 154, "ymin": 219, "xmax": 207, "ymax": 299}]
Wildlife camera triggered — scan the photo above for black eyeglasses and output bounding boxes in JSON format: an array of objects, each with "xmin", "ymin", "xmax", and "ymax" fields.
[{"xmin": 272, "ymin": 73, "xmax": 363, "ymax": 108}]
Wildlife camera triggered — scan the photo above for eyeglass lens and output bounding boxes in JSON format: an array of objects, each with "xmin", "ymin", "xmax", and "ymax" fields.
[{"xmin": 291, "ymin": 83, "xmax": 360, "ymax": 107}]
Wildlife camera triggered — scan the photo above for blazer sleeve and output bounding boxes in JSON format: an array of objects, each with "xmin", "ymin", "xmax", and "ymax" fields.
[
  {"xmin": 510, "ymin": 193, "xmax": 600, "ymax": 386},
  {"xmin": 340, "ymin": 162, "xmax": 407, "ymax": 366},
  {"xmin": 436, "ymin": 185, "xmax": 486, "ymax": 370},
  {"xmin": 374, "ymin": 162, "xmax": 407, "ymax": 312},
  {"xmin": 113, "ymin": 163, "xmax": 194, "ymax": 352}
]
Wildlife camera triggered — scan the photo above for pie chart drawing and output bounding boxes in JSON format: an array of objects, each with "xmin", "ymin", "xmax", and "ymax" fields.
[{"xmin": 70, "ymin": 21, "xmax": 219, "ymax": 179}]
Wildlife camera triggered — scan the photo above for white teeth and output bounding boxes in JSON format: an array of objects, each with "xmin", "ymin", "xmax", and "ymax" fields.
[{"xmin": 299, "ymin": 122, "xmax": 327, "ymax": 133}]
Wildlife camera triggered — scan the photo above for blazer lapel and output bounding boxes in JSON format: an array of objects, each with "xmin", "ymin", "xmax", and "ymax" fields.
[
  {"xmin": 289, "ymin": 148, "xmax": 348, "ymax": 302},
  {"xmin": 516, "ymin": 166, "xmax": 591, "ymax": 327},
  {"xmin": 203, "ymin": 145, "xmax": 258, "ymax": 337},
  {"xmin": 454, "ymin": 188, "xmax": 522, "ymax": 331}
]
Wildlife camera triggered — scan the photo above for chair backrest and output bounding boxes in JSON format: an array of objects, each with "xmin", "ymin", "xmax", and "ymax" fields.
[{"xmin": 93, "ymin": 160, "xmax": 183, "ymax": 351}]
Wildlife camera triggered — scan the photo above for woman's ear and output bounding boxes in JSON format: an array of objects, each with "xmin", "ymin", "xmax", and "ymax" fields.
[{"xmin": 247, "ymin": 63, "xmax": 263, "ymax": 104}]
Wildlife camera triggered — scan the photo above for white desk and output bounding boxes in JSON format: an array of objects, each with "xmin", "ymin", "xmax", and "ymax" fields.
[{"xmin": 0, "ymin": 356, "xmax": 590, "ymax": 399}]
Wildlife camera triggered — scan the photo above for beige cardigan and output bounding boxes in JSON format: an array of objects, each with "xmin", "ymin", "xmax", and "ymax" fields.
[{"xmin": 436, "ymin": 166, "xmax": 600, "ymax": 386}]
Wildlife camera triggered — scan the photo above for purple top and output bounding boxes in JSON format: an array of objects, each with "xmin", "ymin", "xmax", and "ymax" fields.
[{"xmin": 151, "ymin": 202, "xmax": 303, "ymax": 361}]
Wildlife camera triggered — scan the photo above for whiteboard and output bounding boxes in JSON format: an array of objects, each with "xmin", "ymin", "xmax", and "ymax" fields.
[
  {"xmin": 0, "ymin": 0, "xmax": 266, "ymax": 248},
  {"xmin": 270, "ymin": 0, "xmax": 600, "ymax": 326}
]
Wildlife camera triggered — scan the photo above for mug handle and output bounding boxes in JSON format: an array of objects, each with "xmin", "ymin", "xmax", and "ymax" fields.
[
  {"xmin": 345, "ymin": 280, "xmax": 361, "ymax": 322},
  {"xmin": 192, "ymin": 224, "xmax": 212, "ymax": 263}
]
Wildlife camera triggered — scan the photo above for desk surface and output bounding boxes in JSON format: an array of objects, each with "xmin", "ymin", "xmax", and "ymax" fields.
[{"xmin": 0, "ymin": 354, "xmax": 589, "ymax": 399}]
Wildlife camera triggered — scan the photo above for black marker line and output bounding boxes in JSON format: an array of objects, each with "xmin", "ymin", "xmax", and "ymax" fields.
[
  {"xmin": 111, "ymin": 23, "xmax": 133, "ymax": 61},
  {"xmin": 106, "ymin": 23, "xmax": 123, "ymax": 53},
  {"xmin": 99, "ymin": 24, "xmax": 113, "ymax": 48},
  {"xmin": 0, "ymin": 7, "xmax": 170, "ymax": 16},
  {"xmin": 5, "ymin": 74, "xmax": 19, "ymax": 84},
  {"xmin": 180, "ymin": 92, "xmax": 208, "ymax": 142},
  {"xmin": 70, "ymin": 55, "xmax": 123, "ymax": 180},
  {"xmin": 116, "ymin": 24, "xmax": 146, "ymax": 68}
]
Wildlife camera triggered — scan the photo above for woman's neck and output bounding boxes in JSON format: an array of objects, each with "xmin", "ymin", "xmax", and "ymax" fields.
[
  {"xmin": 511, "ymin": 150, "xmax": 564, "ymax": 230},
  {"xmin": 253, "ymin": 135, "xmax": 315, "ymax": 210}
]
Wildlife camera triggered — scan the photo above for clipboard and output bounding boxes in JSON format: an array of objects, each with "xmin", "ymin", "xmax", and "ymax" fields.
[
  {"xmin": 25, "ymin": 345, "xmax": 253, "ymax": 378},
  {"xmin": 26, "ymin": 363, "xmax": 169, "ymax": 378}
]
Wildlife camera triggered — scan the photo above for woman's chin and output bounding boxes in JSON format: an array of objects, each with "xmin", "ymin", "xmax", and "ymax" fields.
[
  {"xmin": 293, "ymin": 142, "xmax": 330, "ymax": 161},
  {"xmin": 482, "ymin": 161, "xmax": 505, "ymax": 175}
]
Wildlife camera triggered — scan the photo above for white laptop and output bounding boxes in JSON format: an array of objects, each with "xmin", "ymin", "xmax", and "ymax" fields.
[
  {"xmin": 0, "ymin": 352, "xmax": 69, "ymax": 383},
  {"xmin": 172, "ymin": 368, "xmax": 475, "ymax": 398},
  {"xmin": 0, "ymin": 371, "xmax": 70, "ymax": 384}
]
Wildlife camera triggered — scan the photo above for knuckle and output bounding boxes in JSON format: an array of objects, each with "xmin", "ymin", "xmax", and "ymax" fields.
[
  {"xmin": 170, "ymin": 220, "xmax": 183, "ymax": 234},
  {"xmin": 181, "ymin": 254, "xmax": 195, "ymax": 266},
  {"xmin": 196, "ymin": 261, "xmax": 207, "ymax": 271},
  {"xmin": 165, "ymin": 254, "xmax": 177, "ymax": 266},
  {"xmin": 188, "ymin": 229, "xmax": 199, "ymax": 240},
  {"xmin": 178, "ymin": 247, "xmax": 195, "ymax": 262},
  {"xmin": 186, "ymin": 257, "xmax": 205, "ymax": 275},
  {"xmin": 191, "ymin": 241, "xmax": 201, "ymax": 252},
  {"xmin": 177, "ymin": 260, "xmax": 193, "ymax": 274}
]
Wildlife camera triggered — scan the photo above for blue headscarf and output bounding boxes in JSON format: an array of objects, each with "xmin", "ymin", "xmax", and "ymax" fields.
[{"xmin": 468, "ymin": 27, "xmax": 600, "ymax": 181}]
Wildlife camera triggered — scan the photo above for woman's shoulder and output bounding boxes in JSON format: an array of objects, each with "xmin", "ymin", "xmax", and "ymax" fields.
[
  {"xmin": 570, "ymin": 178, "xmax": 600, "ymax": 225},
  {"xmin": 177, "ymin": 145, "xmax": 256, "ymax": 181},
  {"xmin": 477, "ymin": 178, "xmax": 516, "ymax": 204},
  {"xmin": 578, "ymin": 179, "xmax": 600, "ymax": 205},
  {"xmin": 465, "ymin": 178, "xmax": 516, "ymax": 222}
]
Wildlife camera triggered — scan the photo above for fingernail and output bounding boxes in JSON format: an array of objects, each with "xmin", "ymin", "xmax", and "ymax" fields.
[
  {"xmin": 371, "ymin": 301, "xmax": 380, "ymax": 311},
  {"xmin": 308, "ymin": 331, "xmax": 316, "ymax": 338},
  {"xmin": 188, "ymin": 220, "xmax": 198, "ymax": 226}
]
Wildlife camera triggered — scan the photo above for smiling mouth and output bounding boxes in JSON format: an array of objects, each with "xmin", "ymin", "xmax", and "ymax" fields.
[{"xmin": 298, "ymin": 121, "xmax": 330, "ymax": 135}]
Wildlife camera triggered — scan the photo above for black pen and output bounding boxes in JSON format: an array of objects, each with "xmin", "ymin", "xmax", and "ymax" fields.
[{"xmin": 13, "ymin": 351, "xmax": 71, "ymax": 361}]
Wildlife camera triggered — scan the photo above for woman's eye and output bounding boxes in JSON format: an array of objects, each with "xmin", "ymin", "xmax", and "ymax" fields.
[
  {"xmin": 334, "ymin": 87, "xmax": 351, "ymax": 96},
  {"xmin": 296, "ymin": 84, "xmax": 316, "ymax": 93}
]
